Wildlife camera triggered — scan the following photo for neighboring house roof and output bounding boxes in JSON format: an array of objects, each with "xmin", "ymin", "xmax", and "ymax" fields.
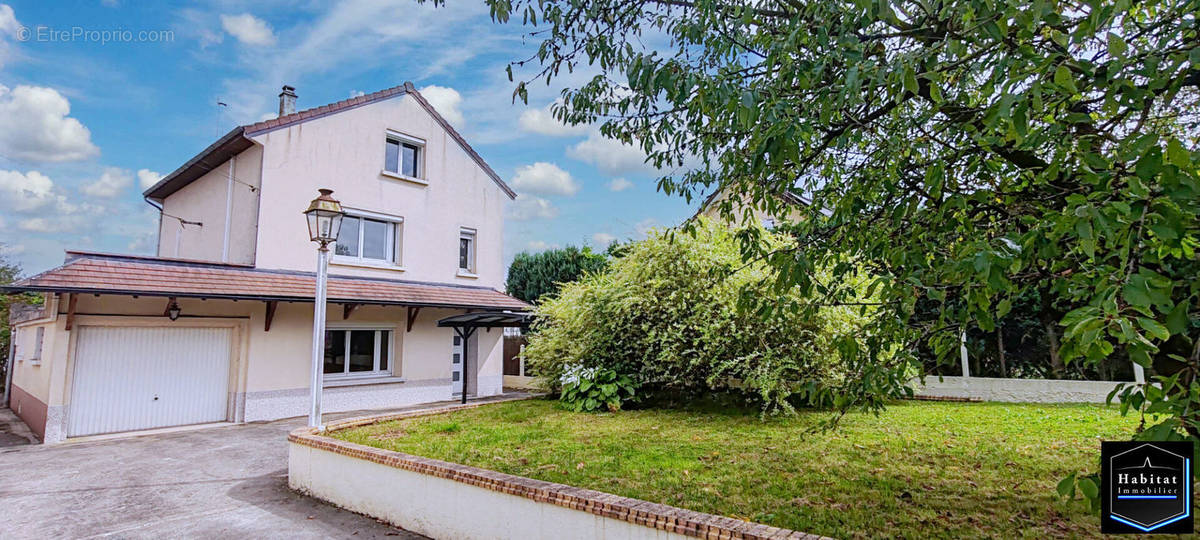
[
  {"xmin": 143, "ymin": 82, "xmax": 517, "ymax": 201},
  {"xmin": 691, "ymin": 186, "xmax": 816, "ymax": 222},
  {"xmin": 4, "ymin": 252, "xmax": 530, "ymax": 311}
]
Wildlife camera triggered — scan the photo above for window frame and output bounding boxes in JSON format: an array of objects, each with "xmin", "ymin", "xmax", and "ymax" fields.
[
  {"xmin": 332, "ymin": 208, "xmax": 405, "ymax": 268},
  {"xmin": 382, "ymin": 130, "xmax": 426, "ymax": 184},
  {"xmin": 29, "ymin": 327, "xmax": 44, "ymax": 366},
  {"xmin": 322, "ymin": 325, "xmax": 396, "ymax": 380},
  {"xmin": 458, "ymin": 227, "xmax": 477, "ymax": 275}
]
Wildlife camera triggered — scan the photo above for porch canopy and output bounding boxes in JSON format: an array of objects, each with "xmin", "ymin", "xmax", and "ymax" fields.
[
  {"xmin": 437, "ymin": 310, "xmax": 533, "ymax": 404},
  {"xmin": 2, "ymin": 251, "xmax": 530, "ymax": 331}
]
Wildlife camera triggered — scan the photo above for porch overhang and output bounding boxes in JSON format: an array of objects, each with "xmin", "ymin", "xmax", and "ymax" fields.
[{"xmin": 2, "ymin": 251, "xmax": 531, "ymax": 312}]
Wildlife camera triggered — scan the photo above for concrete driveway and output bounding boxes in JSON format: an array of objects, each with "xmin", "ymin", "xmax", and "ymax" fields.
[{"xmin": 0, "ymin": 397, "xmax": 524, "ymax": 539}]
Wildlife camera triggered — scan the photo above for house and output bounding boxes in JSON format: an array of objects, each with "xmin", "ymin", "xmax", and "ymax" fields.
[
  {"xmin": 692, "ymin": 185, "xmax": 815, "ymax": 228},
  {"xmin": 2, "ymin": 83, "xmax": 530, "ymax": 443}
]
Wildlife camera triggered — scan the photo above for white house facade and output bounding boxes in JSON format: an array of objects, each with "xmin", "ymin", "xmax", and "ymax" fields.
[{"xmin": 3, "ymin": 83, "xmax": 529, "ymax": 443}]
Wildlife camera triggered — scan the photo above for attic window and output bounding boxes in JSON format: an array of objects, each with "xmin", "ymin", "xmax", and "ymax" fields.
[{"xmin": 384, "ymin": 132, "xmax": 424, "ymax": 180}]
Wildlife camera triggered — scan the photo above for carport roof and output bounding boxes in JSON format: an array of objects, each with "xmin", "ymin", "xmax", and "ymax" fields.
[{"xmin": 3, "ymin": 251, "xmax": 531, "ymax": 311}]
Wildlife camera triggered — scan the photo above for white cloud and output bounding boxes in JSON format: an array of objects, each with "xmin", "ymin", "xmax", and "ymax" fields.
[
  {"xmin": 82, "ymin": 167, "xmax": 133, "ymax": 198},
  {"xmin": 510, "ymin": 162, "xmax": 580, "ymax": 197},
  {"xmin": 0, "ymin": 242, "xmax": 24, "ymax": 256},
  {"xmin": 518, "ymin": 101, "xmax": 590, "ymax": 136},
  {"xmin": 634, "ymin": 218, "xmax": 658, "ymax": 238},
  {"xmin": 18, "ymin": 218, "xmax": 69, "ymax": 233},
  {"xmin": 592, "ymin": 233, "xmax": 616, "ymax": 246},
  {"xmin": 419, "ymin": 85, "xmax": 464, "ymax": 127},
  {"xmin": 127, "ymin": 231, "xmax": 156, "ymax": 252},
  {"xmin": 525, "ymin": 240, "xmax": 559, "ymax": 252},
  {"xmin": 209, "ymin": 1, "xmax": 498, "ymax": 125},
  {"xmin": 508, "ymin": 195, "xmax": 559, "ymax": 221},
  {"xmin": 0, "ymin": 4, "xmax": 19, "ymax": 68},
  {"xmin": 607, "ymin": 178, "xmax": 633, "ymax": 192},
  {"xmin": 0, "ymin": 169, "xmax": 64, "ymax": 212},
  {"xmin": 568, "ymin": 131, "xmax": 656, "ymax": 175},
  {"xmin": 0, "ymin": 84, "xmax": 99, "ymax": 163},
  {"xmin": 221, "ymin": 14, "xmax": 276, "ymax": 46},
  {"xmin": 137, "ymin": 169, "xmax": 163, "ymax": 190}
]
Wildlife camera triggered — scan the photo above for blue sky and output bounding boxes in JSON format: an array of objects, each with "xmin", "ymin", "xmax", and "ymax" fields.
[{"xmin": 0, "ymin": 0, "xmax": 696, "ymax": 275}]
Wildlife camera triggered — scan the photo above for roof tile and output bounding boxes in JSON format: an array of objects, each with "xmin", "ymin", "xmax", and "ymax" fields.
[{"xmin": 7, "ymin": 253, "xmax": 530, "ymax": 311}]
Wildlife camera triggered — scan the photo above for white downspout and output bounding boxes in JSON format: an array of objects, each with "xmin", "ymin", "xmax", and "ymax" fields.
[
  {"xmin": 174, "ymin": 221, "xmax": 183, "ymax": 258},
  {"xmin": 222, "ymin": 158, "xmax": 235, "ymax": 262}
]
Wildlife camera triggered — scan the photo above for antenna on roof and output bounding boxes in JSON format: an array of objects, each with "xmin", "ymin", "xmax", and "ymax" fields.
[{"xmin": 215, "ymin": 100, "xmax": 228, "ymax": 138}]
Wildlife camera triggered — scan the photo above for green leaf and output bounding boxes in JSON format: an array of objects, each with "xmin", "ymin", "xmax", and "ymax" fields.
[
  {"xmin": 1137, "ymin": 317, "xmax": 1171, "ymax": 341},
  {"xmin": 1054, "ymin": 65, "xmax": 1077, "ymax": 94},
  {"xmin": 1166, "ymin": 301, "xmax": 1191, "ymax": 334},
  {"xmin": 1166, "ymin": 138, "xmax": 1190, "ymax": 168},
  {"xmin": 1106, "ymin": 33, "xmax": 1127, "ymax": 58},
  {"xmin": 1078, "ymin": 477, "xmax": 1099, "ymax": 500},
  {"xmin": 1057, "ymin": 474, "xmax": 1076, "ymax": 498},
  {"xmin": 902, "ymin": 65, "xmax": 918, "ymax": 94}
]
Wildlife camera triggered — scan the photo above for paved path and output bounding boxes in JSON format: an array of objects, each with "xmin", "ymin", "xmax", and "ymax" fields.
[
  {"xmin": 0, "ymin": 407, "xmax": 39, "ymax": 447},
  {"xmin": 0, "ymin": 394, "xmax": 531, "ymax": 539}
]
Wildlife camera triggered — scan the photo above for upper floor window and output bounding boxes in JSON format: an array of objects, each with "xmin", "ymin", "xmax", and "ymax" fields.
[
  {"xmin": 384, "ymin": 132, "xmax": 424, "ymax": 180},
  {"xmin": 335, "ymin": 210, "xmax": 403, "ymax": 267},
  {"xmin": 458, "ymin": 228, "xmax": 476, "ymax": 274}
]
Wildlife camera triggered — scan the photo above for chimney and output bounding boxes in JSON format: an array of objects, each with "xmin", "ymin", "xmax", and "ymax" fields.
[{"xmin": 278, "ymin": 85, "xmax": 297, "ymax": 117}]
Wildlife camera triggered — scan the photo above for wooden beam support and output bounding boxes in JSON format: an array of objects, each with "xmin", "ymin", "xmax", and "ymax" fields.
[
  {"xmin": 343, "ymin": 303, "xmax": 359, "ymax": 320},
  {"xmin": 406, "ymin": 306, "xmax": 421, "ymax": 332},
  {"xmin": 264, "ymin": 301, "xmax": 278, "ymax": 332},
  {"xmin": 64, "ymin": 294, "xmax": 77, "ymax": 331}
]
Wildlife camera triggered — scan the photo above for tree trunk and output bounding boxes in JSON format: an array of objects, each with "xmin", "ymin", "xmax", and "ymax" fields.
[
  {"xmin": 996, "ymin": 325, "xmax": 1007, "ymax": 378},
  {"xmin": 1043, "ymin": 314, "xmax": 1065, "ymax": 378}
]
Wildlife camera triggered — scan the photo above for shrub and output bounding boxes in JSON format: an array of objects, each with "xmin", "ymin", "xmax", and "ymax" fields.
[
  {"xmin": 523, "ymin": 218, "xmax": 899, "ymax": 411},
  {"xmin": 559, "ymin": 366, "xmax": 638, "ymax": 412},
  {"xmin": 506, "ymin": 245, "xmax": 610, "ymax": 304}
]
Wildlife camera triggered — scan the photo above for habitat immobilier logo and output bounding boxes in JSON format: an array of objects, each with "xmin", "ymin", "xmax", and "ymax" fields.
[{"xmin": 1101, "ymin": 441, "xmax": 1193, "ymax": 534}]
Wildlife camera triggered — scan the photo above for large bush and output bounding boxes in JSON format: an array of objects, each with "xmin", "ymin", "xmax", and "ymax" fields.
[{"xmin": 523, "ymin": 218, "xmax": 902, "ymax": 411}]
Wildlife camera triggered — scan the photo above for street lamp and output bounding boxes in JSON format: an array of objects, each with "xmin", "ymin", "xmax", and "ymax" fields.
[{"xmin": 304, "ymin": 189, "xmax": 344, "ymax": 429}]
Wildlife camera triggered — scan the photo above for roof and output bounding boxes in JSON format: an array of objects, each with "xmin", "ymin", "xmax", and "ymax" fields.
[
  {"xmin": 691, "ymin": 186, "xmax": 817, "ymax": 222},
  {"xmin": 143, "ymin": 82, "xmax": 516, "ymax": 201},
  {"xmin": 437, "ymin": 311, "xmax": 533, "ymax": 329},
  {"xmin": 4, "ymin": 252, "xmax": 530, "ymax": 311}
]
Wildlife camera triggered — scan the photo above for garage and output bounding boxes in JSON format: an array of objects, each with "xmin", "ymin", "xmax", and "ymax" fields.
[{"xmin": 68, "ymin": 326, "xmax": 232, "ymax": 437}]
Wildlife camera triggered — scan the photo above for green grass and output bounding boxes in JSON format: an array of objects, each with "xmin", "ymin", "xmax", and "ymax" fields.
[{"xmin": 334, "ymin": 398, "xmax": 1140, "ymax": 539}]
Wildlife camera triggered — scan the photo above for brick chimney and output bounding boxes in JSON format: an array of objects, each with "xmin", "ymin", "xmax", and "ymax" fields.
[{"xmin": 278, "ymin": 85, "xmax": 297, "ymax": 116}]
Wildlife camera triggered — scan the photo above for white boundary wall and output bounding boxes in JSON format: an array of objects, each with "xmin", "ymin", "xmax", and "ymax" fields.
[
  {"xmin": 289, "ymin": 442, "xmax": 695, "ymax": 540},
  {"xmin": 915, "ymin": 376, "xmax": 1130, "ymax": 403}
]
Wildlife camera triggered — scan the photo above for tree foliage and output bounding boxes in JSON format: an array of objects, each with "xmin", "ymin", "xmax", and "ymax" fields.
[
  {"xmin": 485, "ymin": 0, "xmax": 1200, "ymax": 439},
  {"xmin": 506, "ymin": 245, "xmax": 610, "ymax": 304},
  {"xmin": 1, "ymin": 246, "xmax": 24, "ymax": 386},
  {"xmin": 522, "ymin": 218, "xmax": 910, "ymax": 411}
]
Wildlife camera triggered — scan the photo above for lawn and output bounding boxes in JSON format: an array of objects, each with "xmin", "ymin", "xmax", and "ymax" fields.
[{"xmin": 334, "ymin": 398, "xmax": 1141, "ymax": 539}]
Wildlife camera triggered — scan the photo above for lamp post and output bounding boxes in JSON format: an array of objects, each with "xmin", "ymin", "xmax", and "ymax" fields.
[{"xmin": 304, "ymin": 189, "xmax": 344, "ymax": 429}]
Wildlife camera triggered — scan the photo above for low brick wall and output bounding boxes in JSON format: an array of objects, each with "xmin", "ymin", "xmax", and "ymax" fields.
[{"xmin": 288, "ymin": 402, "xmax": 826, "ymax": 540}]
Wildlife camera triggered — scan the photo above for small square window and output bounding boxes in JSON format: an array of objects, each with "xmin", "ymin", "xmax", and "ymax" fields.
[{"xmin": 384, "ymin": 134, "xmax": 423, "ymax": 179}]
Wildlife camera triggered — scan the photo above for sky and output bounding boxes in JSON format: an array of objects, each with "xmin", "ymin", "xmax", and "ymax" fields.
[{"xmin": 0, "ymin": 0, "xmax": 697, "ymax": 276}]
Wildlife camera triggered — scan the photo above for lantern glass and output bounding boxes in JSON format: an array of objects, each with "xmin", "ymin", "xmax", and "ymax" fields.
[{"xmin": 304, "ymin": 189, "xmax": 344, "ymax": 244}]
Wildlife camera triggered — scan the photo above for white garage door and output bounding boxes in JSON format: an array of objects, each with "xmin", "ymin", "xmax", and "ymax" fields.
[{"xmin": 68, "ymin": 326, "xmax": 232, "ymax": 437}]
